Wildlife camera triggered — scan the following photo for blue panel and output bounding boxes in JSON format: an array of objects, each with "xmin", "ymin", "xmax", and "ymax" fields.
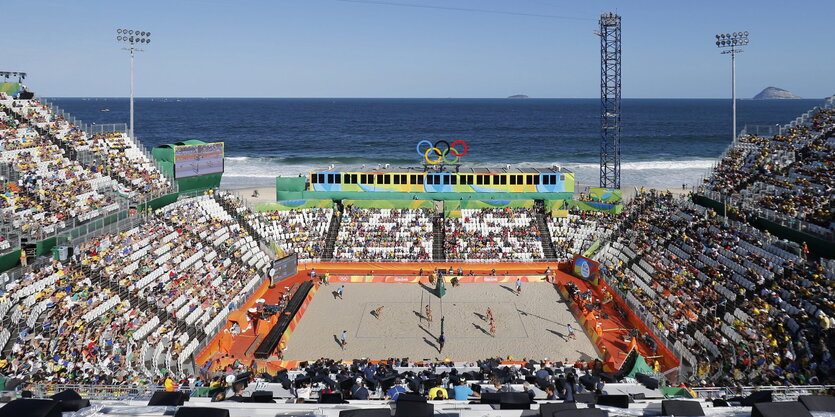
[
  {"xmin": 424, "ymin": 184, "xmax": 452, "ymax": 193},
  {"xmin": 472, "ymin": 185, "xmax": 502, "ymax": 193},
  {"xmin": 358, "ymin": 184, "xmax": 395, "ymax": 192}
]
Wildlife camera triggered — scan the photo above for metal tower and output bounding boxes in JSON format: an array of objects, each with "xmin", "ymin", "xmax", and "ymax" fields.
[{"xmin": 599, "ymin": 12, "xmax": 621, "ymax": 189}]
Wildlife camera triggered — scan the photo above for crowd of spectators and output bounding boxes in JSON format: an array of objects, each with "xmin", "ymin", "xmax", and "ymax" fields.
[
  {"xmin": 224, "ymin": 356, "xmax": 609, "ymax": 402},
  {"xmin": 334, "ymin": 206, "xmax": 432, "ymax": 262},
  {"xmin": 598, "ymin": 191, "xmax": 834, "ymax": 387},
  {"xmin": 0, "ymin": 101, "xmax": 118, "ymax": 237},
  {"xmin": 703, "ymin": 108, "xmax": 834, "ymax": 231},
  {"xmin": 0, "ymin": 97, "xmax": 172, "ymax": 241},
  {"xmin": 247, "ymin": 208, "xmax": 332, "ymax": 262},
  {"xmin": 0, "ymin": 194, "xmax": 270, "ymax": 385},
  {"xmin": 444, "ymin": 208, "xmax": 543, "ymax": 261},
  {"xmin": 0, "ymin": 259, "xmax": 161, "ymax": 385},
  {"xmin": 57, "ymin": 131, "xmax": 170, "ymax": 198},
  {"xmin": 548, "ymin": 210, "xmax": 617, "ymax": 261}
]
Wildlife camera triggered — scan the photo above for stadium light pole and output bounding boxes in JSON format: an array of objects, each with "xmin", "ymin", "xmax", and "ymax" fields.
[
  {"xmin": 116, "ymin": 29, "xmax": 151, "ymax": 138},
  {"xmin": 715, "ymin": 31, "xmax": 749, "ymax": 146}
]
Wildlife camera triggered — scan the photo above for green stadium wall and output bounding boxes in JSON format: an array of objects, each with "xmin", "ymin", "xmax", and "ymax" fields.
[
  {"xmin": 255, "ymin": 199, "xmax": 334, "ymax": 211},
  {"xmin": 566, "ymin": 200, "xmax": 624, "ymax": 214},
  {"xmin": 588, "ymin": 187, "xmax": 622, "ymax": 203},
  {"xmin": 152, "ymin": 141, "xmax": 223, "ymax": 193},
  {"xmin": 0, "ymin": 249, "xmax": 21, "ymax": 272},
  {"xmin": 343, "ymin": 199, "xmax": 433, "ymax": 210}
]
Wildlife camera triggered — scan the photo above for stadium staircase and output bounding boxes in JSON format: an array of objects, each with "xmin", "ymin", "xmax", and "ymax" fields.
[
  {"xmin": 31, "ymin": 125, "xmax": 79, "ymax": 161},
  {"xmin": 0, "ymin": 105, "xmax": 23, "ymax": 124},
  {"xmin": 533, "ymin": 200, "xmax": 558, "ymax": 261},
  {"xmin": 30, "ymin": 125, "xmax": 138, "ymax": 203},
  {"xmin": 84, "ymin": 261, "xmax": 202, "ymax": 377},
  {"xmin": 5, "ymin": 106, "xmax": 133, "ymax": 209},
  {"xmin": 432, "ymin": 213, "xmax": 445, "ymax": 261},
  {"xmin": 321, "ymin": 200, "xmax": 343, "ymax": 261},
  {"xmin": 211, "ymin": 192, "xmax": 267, "ymax": 243}
]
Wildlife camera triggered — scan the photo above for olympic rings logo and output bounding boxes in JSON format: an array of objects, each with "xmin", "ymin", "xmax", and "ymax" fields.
[{"xmin": 416, "ymin": 140, "xmax": 469, "ymax": 165}]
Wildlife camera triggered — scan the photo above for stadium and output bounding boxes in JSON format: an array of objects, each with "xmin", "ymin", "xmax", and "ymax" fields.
[{"xmin": 0, "ymin": 19, "xmax": 834, "ymax": 417}]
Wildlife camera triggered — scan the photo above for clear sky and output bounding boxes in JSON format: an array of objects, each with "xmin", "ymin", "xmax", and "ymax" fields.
[{"xmin": 4, "ymin": 0, "xmax": 833, "ymax": 98}]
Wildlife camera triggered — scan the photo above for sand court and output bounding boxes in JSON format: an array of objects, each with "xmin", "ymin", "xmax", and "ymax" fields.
[{"xmin": 283, "ymin": 282, "xmax": 601, "ymax": 361}]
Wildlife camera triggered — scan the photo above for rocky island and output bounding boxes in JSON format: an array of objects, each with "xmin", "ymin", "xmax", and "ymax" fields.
[{"xmin": 753, "ymin": 87, "xmax": 801, "ymax": 100}]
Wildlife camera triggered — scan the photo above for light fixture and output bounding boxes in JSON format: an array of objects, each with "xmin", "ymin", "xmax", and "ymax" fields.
[
  {"xmin": 713, "ymin": 30, "xmax": 750, "ymax": 146},
  {"xmin": 115, "ymin": 28, "xmax": 153, "ymax": 138}
]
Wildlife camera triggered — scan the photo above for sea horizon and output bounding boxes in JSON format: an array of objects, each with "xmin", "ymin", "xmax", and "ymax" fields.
[{"xmin": 47, "ymin": 97, "xmax": 826, "ymax": 190}]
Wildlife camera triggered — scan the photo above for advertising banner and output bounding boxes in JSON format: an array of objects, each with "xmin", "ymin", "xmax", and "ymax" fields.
[{"xmin": 572, "ymin": 254, "xmax": 599, "ymax": 285}]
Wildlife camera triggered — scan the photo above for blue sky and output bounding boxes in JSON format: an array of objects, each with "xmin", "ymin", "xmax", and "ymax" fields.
[{"xmin": 4, "ymin": 0, "xmax": 833, "ymax": 98}]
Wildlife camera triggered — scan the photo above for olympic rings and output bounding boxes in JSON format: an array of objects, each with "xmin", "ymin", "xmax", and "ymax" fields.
[
  {"xmin": 450, "ymin": 140, "xmax": 468, "ymax": 157},
  {"xmin": 424, "ymin": 147, "xmax": 443, "ymax": 165},
  {"xmin": 416, "ymin": 140, "xmax": 433, "ymax": 157},
  {"xmin": 417, "ymin": 140, "xmax": 468, "ymax": 164},
  {"xmin": 442, "ymin": 149, "xmax": 459, "ymax": 164}
]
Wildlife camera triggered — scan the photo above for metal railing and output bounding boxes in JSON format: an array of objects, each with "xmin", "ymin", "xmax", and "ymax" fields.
[
  {"xmin": 56, "ymin": 208, "xmax": 144, "ymax": 248},
  {"xmin": 22, "ymin": 384, "xmax": 163, "ymax": 401},
  {"xmin": 696, "ymin": 188, "xmax": 834, "ymax": 241},
  {"xmin": 691, "ymin": 385, "xmax": 835, "ymax": 401},
  {"xmin": 82, "ymin": 123, "xmax": 127, "ymax": 135},
  {"xmin": 741, "ymin": 124, "xmax": 781, "ymax": 137}
]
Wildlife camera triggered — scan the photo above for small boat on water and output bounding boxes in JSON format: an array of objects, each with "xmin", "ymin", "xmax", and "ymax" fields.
[{"xmin": 100, "ymin": 109, "xmax": 111, "ymax": 112}]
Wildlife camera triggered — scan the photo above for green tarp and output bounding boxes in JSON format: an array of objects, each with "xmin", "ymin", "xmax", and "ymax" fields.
[
  {"xmin": 276, "ymin": 177, "xmax": 306, "ymax": 192},
  {"xmin": 627, "ymin": 354, "xmax": 654, "ymax": 378},
  {"xmin": 566, "ymin": 200, "xmax": 624, "ymax": 214},
  {"xmin": 589, "ymin": 187, "xmax": 622, "ymax": 203},
  {"xmin": 661, "ymin": 387, "xmax": 695, "ymax": 398}
]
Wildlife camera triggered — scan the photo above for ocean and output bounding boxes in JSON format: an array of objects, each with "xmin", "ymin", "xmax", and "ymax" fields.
[{"xmin": 46, "ymin": 97, "xmax": 825, "ymax": 189}]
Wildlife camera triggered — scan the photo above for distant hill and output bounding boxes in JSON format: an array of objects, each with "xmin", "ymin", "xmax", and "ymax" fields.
[
  {"xmin": 507, "ymin": 94, "xmax": 529, "ymax": 99},
  {"xmin": 754, "ymin": 87, "xmax": 801, "ymax": 100}
]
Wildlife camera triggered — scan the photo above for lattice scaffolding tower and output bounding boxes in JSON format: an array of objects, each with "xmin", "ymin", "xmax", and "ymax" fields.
[{"xmin": 598, "ymin": 12, "xmax": 622, "ymax": 189}]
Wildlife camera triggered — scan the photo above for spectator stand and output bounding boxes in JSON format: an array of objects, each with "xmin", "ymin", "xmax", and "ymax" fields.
[
  {"xmin": 444, "ymin": 203, "xmax": 546, "ymax": 262},
  {"xmin": 0, "ymin": 96, "xmax": 179, "ymax": 269},
  {"xmin": 594, "ymin": 191, "xmax": 835, "ymax": 387},
  {"xmin": 335, "ymin": 200, "xmax": 433, "ymax": 263},
  {"xmin": 241, "ymin": 197, "xmax": 335, "ymax": 263},
  {"xmin": 695, "ymin": 96, "xmax": 835, "ymax": 254}
]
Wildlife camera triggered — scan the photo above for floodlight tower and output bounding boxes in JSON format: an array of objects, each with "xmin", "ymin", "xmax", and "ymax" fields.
[
  {"xmin": 715, "ymin": 31, "xmax": 749, "ymax": 146},
  {"xmin": 598, "ymin": 12, "xmax": 622, "ymax": 189},
  {"xmin": 116, "ymin": 29, "xmax": 151, "ymax": 138}
]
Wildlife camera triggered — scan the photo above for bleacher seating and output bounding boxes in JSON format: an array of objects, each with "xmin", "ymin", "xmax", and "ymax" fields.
[
  {"xmin": 0, "ymin": 194, "xmax": 272, "ymax": 382},
  {"xmin": 595, "ymin": 191, "xmax": 834, "ymax": 387},
  {"xmin": 444, "ymin": 208, "xmax": 543, "ymax": 261},
  {"xmin": 0, "ymin": 97, "xmax": 172, "ymax": 240},
  {"xmin": 702, "ymin": 107, "xmax": 834, "ymax": 236},
  {"xmin": 248, "ymin": 208, "xmax": 333, "ymax": 262},
  {"xmin": 548, "ymin": 211, "xmax": 616, "ymax": 261},
  {"xmin": 334, "ymin": 206, "xmax": 432, "ymax": 262}
]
